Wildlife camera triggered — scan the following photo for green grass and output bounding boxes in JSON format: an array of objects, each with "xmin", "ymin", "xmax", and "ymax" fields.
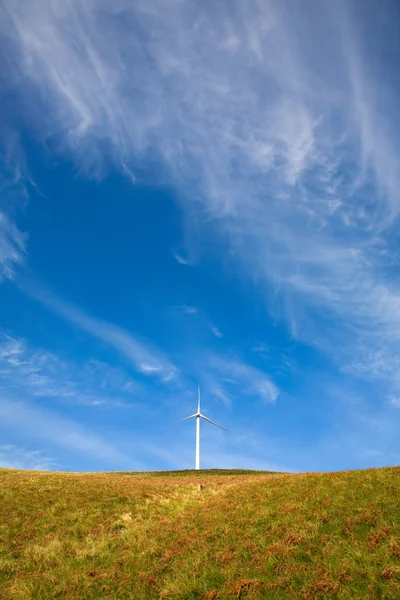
[{"xmin": 0, "ymin": 467, "xmax": 399, "ymax": 599}]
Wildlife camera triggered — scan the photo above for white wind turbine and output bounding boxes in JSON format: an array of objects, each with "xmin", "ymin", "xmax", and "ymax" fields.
[{"xmin": 178, "ymin": 385, "xmax": 227, "ymax": 470}]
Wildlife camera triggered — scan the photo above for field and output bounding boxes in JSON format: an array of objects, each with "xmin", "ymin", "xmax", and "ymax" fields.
[{"xmin": 0, "ymin": 467, "xmax": 399, "ymax": 599}]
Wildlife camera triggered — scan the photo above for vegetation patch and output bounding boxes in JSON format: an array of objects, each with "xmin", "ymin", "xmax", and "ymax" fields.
[{"xmin": 0, "ymin": 467, "xmax": 399, "ymax": 598}]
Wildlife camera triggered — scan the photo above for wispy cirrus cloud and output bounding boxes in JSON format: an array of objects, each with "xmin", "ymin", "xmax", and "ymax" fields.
[
  {"xmin": 0, "ymin": 396, "xmax": 132, "ymax": 468},
  {"xmin": 178, "ymin": 305, "xmax": 223, "ymax": 338},
  {"xmin": 0, "ymin": 130, "xmax": 30, "ymax": 281},
  {"xmin": 173, "ymin": 253, "xmax": 191, "ymax": 266},
  {"xmin": 200, "ymin": 353, "xmax": 278, "ymax": 406},
  {"xmin": 0, "ymin": 444, "xmax": 55, "ymax": 470},
  {"xmin": 179, "ymin": 306, "xmax": 198, "ymax": 316},
  {"xmin": 210, "ymin": 326, "xmax": 223, "ymax": 339},
  {"xmin": 2, "ymin": 0, "xmax": 400, "ymax": 405},
  {"xmin": 0, "ymin": 332, "xmax": 140, "ymax": 407},
  {"xmin": 29, "ymin": 287, "xmax": 177, "ymax": 381},
  {"xmin": 0, "ymin": 212, "xmax": 25, "ymax": 281}
]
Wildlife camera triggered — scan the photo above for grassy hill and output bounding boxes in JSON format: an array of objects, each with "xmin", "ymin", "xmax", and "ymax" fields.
[{"xmin": 0, "ymin": 467, "xmax": 399, "ymax": 599}]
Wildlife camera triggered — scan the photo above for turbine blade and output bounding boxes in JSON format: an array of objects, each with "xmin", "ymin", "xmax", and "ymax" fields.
[
  {"xmin": 197, "ymin": 384, "xmax": 201, "ymax": 414},
  {"xmin": 176, "ymin": 414, "xmax": 197, "ymax": 423},
  {"xmin": 200, "ymin": 414, "xmax": 228, "ymax": 431}
]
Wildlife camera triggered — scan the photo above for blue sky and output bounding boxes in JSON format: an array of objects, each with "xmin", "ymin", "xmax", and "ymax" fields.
[{"xmin": 0, "ymin": 0, "xmax": 400, "ymax": 472}]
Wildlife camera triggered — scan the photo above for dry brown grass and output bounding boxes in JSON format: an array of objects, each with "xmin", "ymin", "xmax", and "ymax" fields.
[{"xmin": 0, "ymin": 467, "xmax": 399, "ymax": 599}]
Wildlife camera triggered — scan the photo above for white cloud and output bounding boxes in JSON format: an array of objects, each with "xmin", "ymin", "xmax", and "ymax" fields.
[
  {"xmin": 0, "ymin": 445, "xmax": 54, "ymax": 470},
  {"xmin": 0, "ymin": 211, "xmax": 26, "ymax": 282},
  {"xmin": 0, "ymin": 396, "xmax": 131, "ymax": 467},
  {"xmin": 210, "ymin": 326, "xmax": 223, "ymax": 339},
  {"xmin": 0, "ymin": 129, "xmax": 29, "ymax": 282},
  {"xmin": 173, "ymin": 253, "xmax": 191, "ymax": 265},
  {"xmin": 0, "ymin": 0, "xmax": 325, "ymax": 197},
  {"xmin": 0, "ymin": 332, "xmax": 140, "ymax": 407},
  {"xmin": 179, "ymin": 305, "xmax": 198, "ymax": 315},
  {"xmin": 28, "ymin": 287, "xmax": 177, "ymax": 382},
  {"xmin": 178, "ymin": 305, "xmax": 223, "ymax": 338},
  {"xmin": 2, "ymin": 0, "xmax": 400, "ymax": 403},
  {"xmin": 201, "ymin": 353, "xmax": 279, "ymax": 405},
  {"xmin": 252, "ymin": 344, "xmax": 270, "ymax": 358}
]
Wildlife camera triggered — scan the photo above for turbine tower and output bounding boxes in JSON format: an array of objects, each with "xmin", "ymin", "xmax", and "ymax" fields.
[{"xmin": 178, "ymin": 385, "xmax": 227, "ymax": 470}]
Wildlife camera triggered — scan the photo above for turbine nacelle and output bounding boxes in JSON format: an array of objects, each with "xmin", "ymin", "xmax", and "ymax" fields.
[{"xmin": 177, "ymin": 412, "xmax": 227, "ymax": 431}]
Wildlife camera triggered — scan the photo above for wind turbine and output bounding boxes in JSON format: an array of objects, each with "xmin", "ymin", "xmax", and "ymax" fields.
[{"xmin": 178, "ymin": 385, "xmax": 227, "ymax": 470}]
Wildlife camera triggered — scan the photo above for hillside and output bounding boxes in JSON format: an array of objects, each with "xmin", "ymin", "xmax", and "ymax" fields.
[{"xmin": 0, "ymin": 467, "xmax": 399, "ymax": 599}]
